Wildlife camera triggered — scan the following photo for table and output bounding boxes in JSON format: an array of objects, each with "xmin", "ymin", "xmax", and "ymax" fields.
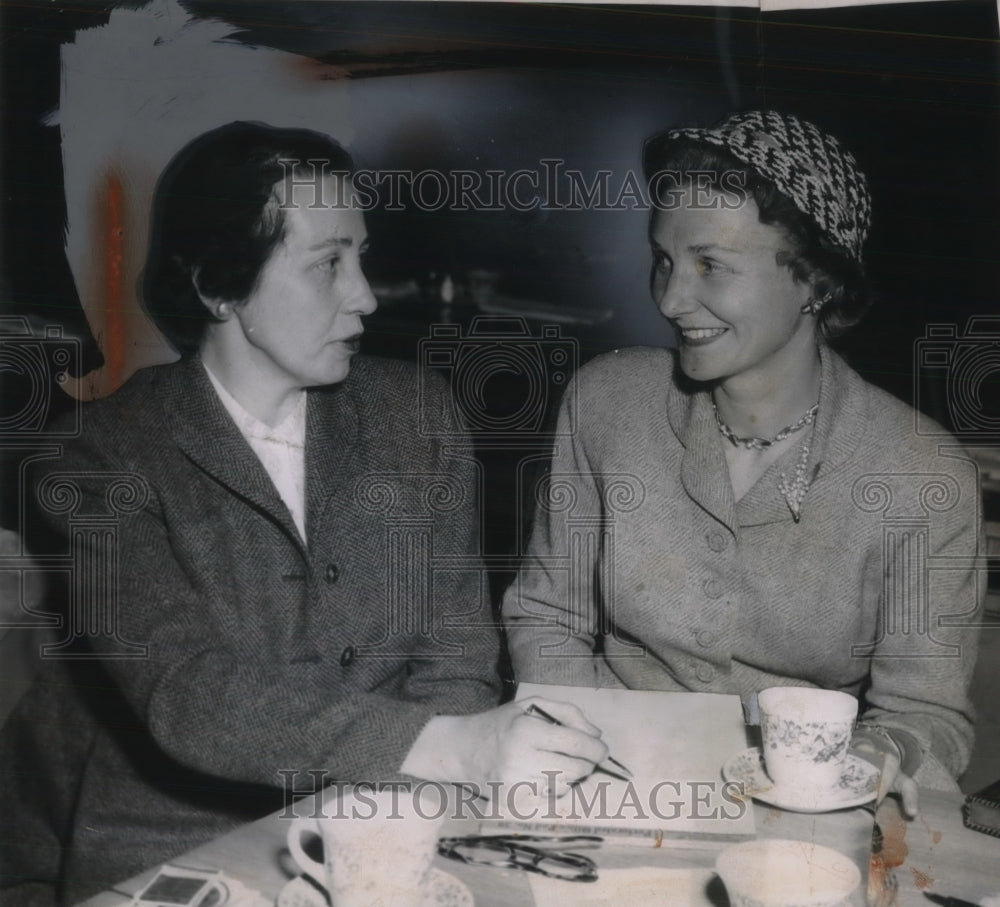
[
  {"xmin": 78, "ymin": 699, "xmax": 998, "ymax": 907},
  {"xmin": 79, "ymin": 789, "xmax": 997, "ymax": 907},
  {"xmin": 81, "ymin": 791, "xmax": 998, "ymax": 907}
]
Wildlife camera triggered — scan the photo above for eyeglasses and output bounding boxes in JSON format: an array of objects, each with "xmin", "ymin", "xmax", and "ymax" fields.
[{"xmin": 437, "ymin": 834, "xmax": 602, "ymax": 882}]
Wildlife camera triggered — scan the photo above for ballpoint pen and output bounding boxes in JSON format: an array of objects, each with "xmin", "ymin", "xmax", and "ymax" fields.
[
  {"xmin": 525, "ymin": 703, "xmax": 635, "ymax": 780},
  {"xmin": 924, "ymin": 893, "xmax": 983, "ymax": 907}
]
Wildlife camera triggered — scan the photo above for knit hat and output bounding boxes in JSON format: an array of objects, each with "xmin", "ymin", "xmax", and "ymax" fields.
[{"xmin": 656, "ymin": 110, "xmax": 871, "ymax": 263}]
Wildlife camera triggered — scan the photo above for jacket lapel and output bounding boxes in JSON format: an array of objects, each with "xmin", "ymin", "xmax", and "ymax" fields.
[
  {"xmin": 163, "ymin": 357, "xmax": 305, "ymax": 548},
  {"xmin": 735, "ymin": 445, "xmax": 810, "ymax": 525},
  {"xmin": 665, "ymin": 346, "xmax": 869, "ymax": 530},
  {"xmin": 736, "ymin": 346, "xmax": 869, "ymax": 527},
  {"xmin": 304, "ymin": 377, "xmax": 361, "ymax": 544},
  {"xmin": 665, "ymin": 372, "xmax": 737, "ymax": 531},
  {"xmin": 812, "ymin": 347, "xmax": 870, "ymax": 475}
]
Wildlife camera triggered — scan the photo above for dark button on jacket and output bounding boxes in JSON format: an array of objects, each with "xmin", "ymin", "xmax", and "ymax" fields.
[
  {"xmin": 702, "ymin": 578, "xmax": 723, "ymax": 599},
  {"xmin": 696, "ymin": 629, "xmax": 715, "ymax": 648},
  {"xmin": 695, "ymin": 663, "xmax": 716, "ymax": 683},
  {"xmin": 706, "ymin": 531, "xmax": 727, "ymax": 552}
]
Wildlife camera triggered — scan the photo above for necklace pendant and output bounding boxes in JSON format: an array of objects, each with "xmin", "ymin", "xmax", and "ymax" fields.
[
  {"xmin": 778, "ymin": 439, "xmax": 813, "ymax": 523},
  {"xmin": 712, "ymin": 399, "xmax": 819, "ymax": 450}
]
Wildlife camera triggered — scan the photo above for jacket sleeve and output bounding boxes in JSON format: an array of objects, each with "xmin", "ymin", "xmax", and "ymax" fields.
[
  {"xmin": 502, "ymin": 372, "xmax": 623, "ymax": 688},
  {"xmin": 387, "ymin": 373, "xmax": 505, "ymax": 723},
  {"xmin": 30, "ymin": 383, "xmax": 501, "ymax": 788},
  {"xmin": 858, "ymin": 450, "xmax": 983, "ymax": 781}
]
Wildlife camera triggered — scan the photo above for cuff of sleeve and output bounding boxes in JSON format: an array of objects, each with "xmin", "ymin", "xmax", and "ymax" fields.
[{"xmin": 855, "ymin": 723, "xmax": 923, "ymax": 778}]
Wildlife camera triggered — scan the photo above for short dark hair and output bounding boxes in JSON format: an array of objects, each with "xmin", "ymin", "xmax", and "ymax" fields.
[
  {"xmin": 642, "ymin": 135, "xmax": 871, "ymax": 341},
  {"xmin": 141, "ymin": 121, "xmax": 355, "ymax": 354}
]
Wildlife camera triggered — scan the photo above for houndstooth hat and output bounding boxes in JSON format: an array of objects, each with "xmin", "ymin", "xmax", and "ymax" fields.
[{"xmin": 662, "ymin": 110, "xmax": 871, "ymax": 263}]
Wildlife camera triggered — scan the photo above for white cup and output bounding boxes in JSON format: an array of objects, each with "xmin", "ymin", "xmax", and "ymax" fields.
[
  {"xmin": 757, "ymin": 687, "xmax": 858, "ymax": 792},
  {"xmin": 286, "ymin": 785, "xmax": 446, "ymax": 907},
  {"xmin": 716, "ymin": 839, "xmax": 861, "ymax": 907}
]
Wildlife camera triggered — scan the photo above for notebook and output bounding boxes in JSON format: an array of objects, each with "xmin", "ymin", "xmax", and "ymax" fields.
[{"xmin": 483, "ymin": 683, "xmax": 756, "ymax": 844}]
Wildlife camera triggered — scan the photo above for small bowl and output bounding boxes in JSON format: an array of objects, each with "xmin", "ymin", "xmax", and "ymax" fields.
[{"xmin": 716, "ymin": 838, "xmax": 861, "ymax": 907}]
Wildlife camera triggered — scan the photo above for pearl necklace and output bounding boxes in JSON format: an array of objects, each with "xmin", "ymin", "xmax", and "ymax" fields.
[
  {"xmin": 776, "ymin": 438, "xmax": 813, "ymax": 523},
  {"xmin": 712, "ymin": 397, "xmax": 819, "ymax": 523},
  {"xmin": 711, "ymin": 400, "xmax": 819, "ymax": 451}
]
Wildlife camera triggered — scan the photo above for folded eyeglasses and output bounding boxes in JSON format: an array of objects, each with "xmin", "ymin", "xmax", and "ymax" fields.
[{"xmin": 437, "ymin": 834, "xmax": 602, "ymax": 882}]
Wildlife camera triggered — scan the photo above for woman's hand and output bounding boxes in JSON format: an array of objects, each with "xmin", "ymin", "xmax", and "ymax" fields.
[
  {"xmin": 401, "ymin": 698, "xmax": 609, "ymax": 800},
  {"xmin": 852, "ymin": 728, "xmax": 919, "ymax": 818},
  {"xmin": 459, "ymin": 697, "xmax": 610, "ymax": 798}
]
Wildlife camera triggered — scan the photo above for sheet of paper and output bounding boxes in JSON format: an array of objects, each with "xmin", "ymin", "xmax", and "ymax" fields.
[{"xmin": 490, "ymin": 684, "xmax": 755, "ymax": 842}]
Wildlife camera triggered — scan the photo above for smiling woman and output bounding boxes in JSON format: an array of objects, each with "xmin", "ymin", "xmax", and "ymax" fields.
[
  {"xmin": 648, "ymin": 182, "xmax": 818, "ymax": 395},
  {"xmin": 503, "ymin": 110, "xmax": 984, "ymax": 814}
]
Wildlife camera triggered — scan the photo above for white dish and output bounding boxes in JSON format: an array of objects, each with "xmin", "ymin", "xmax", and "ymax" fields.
[
  {"xmin": 529, "ymin": 866, "xmax": 720, "ymax": 907},
  {"xmin": 276, "ymin": 867, "xmax": 474, "ymax": 907},
  {"xmin": 722, "ymin": 746, "xmax": 879, "ymax": 813},
  {"xmin": 716, "ymin": 838, "xmax": 861, "ymax": 907}
]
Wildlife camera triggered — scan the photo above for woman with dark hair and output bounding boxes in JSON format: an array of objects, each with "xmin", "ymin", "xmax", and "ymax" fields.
[
  {"xmin": 0, "ymin": 121, "xmax": 607, "ymax": 904},
  {"xmin": 503, "ymin": 110, "xmax": 982, "ymax": 811}
]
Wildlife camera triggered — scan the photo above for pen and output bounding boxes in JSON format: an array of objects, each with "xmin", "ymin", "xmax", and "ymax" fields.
[
  {"xmin": 924, "ymin": 894, "xmax": 982, "ymax": 907},
  {"xmin": 525, "ymin": 704, "xmax": 635, "ymax": 780}
]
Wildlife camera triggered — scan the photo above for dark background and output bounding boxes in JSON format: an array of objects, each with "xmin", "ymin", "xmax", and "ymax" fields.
[{"xmin": 2, "ymin": 0, "xmax": 999, "ymax": 562}]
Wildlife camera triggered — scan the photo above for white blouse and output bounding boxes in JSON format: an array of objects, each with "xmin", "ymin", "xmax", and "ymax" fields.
[{"xmin": 203, "ymin": 362, "xmax": 307, "ymax": 542}]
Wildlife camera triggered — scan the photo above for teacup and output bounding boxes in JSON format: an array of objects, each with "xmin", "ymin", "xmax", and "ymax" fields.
[
  {"xmin": 716, "ymin": 838, "xmax": 861, "ymax": 907},
  {"xmin": 757, "ymin": 687, "xmax": 858, "ymax": 792},
  {"xmin": 286, "ymin": 784, "xmax": 446, "ymax": 907}
]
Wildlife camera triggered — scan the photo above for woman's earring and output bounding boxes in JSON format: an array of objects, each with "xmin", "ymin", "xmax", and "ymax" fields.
[
  {"xmin": 801, "ymin": 291, "xmax": 833, "ymax": 316},
  {"xmin": 216, "ymin": 303, "xmax": 231, "ymax": 319}
]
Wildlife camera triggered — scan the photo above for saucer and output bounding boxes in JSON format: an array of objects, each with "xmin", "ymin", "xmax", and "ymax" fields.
[
  {"xmin": 722, "ymin": 746, "xmax": 879, "ymax": 813},
  {"xmin": 276, "ymin": 867, "xmax": 473, "ymax": 907}
]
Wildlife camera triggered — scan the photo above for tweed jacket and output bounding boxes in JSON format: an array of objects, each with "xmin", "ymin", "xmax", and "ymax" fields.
[
  {"xmin": 503, "ymin": 346, "xmax": 982, "ymax": 782},
  {"xmin": 1, "ymin": 355, "xmax": 501, "ymax": 904}
]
